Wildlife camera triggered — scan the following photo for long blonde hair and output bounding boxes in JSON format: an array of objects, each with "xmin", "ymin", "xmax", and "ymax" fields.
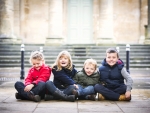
[
  {"xmin": 29, "ymin": 51, "xmax": 45, "ymax": 64},
  {"xmin": 52, "ymin": 50, "xmax": 73, "ymax": 71}
]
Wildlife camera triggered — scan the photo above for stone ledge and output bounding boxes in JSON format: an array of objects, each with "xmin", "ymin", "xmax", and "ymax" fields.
[
  {"xmin": 96, "ymin": 37, "xmax": 114, "ymax": 45},
  {"xmin": 0, "ymin": 37, "xmax": 22, "ymax": 44},
  {"xmin": 45, "ymin": 36, "xmax": 64, "ymax": 45}
]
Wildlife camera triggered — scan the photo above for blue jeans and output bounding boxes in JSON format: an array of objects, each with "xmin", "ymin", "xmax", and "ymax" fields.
[
  {"xmin": 14, "ymin": 81, "xmax": 46, "ymax": 100},
  {"xmin": 77, "ymin": 85, "xmax": 95, "ymax": 99},
  {"xmin": 94, "ymin": 84, "xmax": 126, "ymax": 101},
  {"xmin": 46, "ymin": 81, "xmax": 75, "ymax": 95}
]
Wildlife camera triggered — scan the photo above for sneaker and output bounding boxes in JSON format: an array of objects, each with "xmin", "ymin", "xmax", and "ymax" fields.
[
  {"xmin": 98, "ymin": 93, "xmax": 105, "ymax": 100},
  {"xmin": 87, "ymin": 95, "xmax": 96, "ymax": 101},
  {"xmin": 119, "ymin": 94, "xmax": 131, "ymax": 101},
  {"xmin": 15, "ymin": 93, "xmax": 22, "ymax": 99},
  {"xmin": 28, "ymin": 91, "xmax": 41, "ymax": 102}
]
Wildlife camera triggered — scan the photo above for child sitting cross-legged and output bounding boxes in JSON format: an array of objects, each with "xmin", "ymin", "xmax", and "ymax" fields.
[
  {"xmin": 94, "ymin": 48, "xmax": 133, "ymax": 101},
  {"xmin": 14, "ymin": 51, "xmax": 51, "ymax": 102},
  {"xmin": 73, "ymin": 58, "xmax": 100, "ymax": 101}
]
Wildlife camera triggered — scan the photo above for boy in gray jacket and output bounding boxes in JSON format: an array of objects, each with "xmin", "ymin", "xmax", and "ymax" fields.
[{"xmin": 73, "ymin": 59, "xmax": 100, "ymax": 100}]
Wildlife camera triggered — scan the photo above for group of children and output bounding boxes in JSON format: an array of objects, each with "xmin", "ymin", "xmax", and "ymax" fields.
[{"xmin": 14, "ymin": 48, "xmax": 133, "ymax": 102}]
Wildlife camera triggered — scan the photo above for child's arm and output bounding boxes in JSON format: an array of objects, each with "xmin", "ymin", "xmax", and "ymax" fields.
[
  {"xmin": 25, "ymin": 67, "xmax": 51, "ymax": 86},
  {"xmin": 121, "ymin": 67, "xmax": 133, "ymax": 98},
  {"xmin": 32, "ymin": 67, "xmax": 51, "ymax": 85},
  {"xmin": 121, "ymin": 67, "xmax": 133, "ymax": 91},
  {"xmin": 53, "ymin": 69, "xmax": 75, "ymax": 85},
  {"xmin": 25, "ymin": 69, "xmax": 34, "ymax": 86},
  {"xmin": 73, "ymin": 72, "xmax": 79, "ymax": 83},
  {"xmin": 24, "ymin": 69, "xmax": 35, "ymax": 92}
]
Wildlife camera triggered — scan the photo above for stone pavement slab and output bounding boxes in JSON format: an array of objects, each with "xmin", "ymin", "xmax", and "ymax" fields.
[
  {"xmin": 0, "ymin": 86, "xmax": 150, "ymax": 113},
  {"xmin": 0, "ymin": 69, "xmax": 150, "ymax": 113}
]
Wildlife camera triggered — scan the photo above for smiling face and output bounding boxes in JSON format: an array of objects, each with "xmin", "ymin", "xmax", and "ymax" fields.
[
  {"xmin": 106, "ymin": 52, "xmax": 118, "ymax": 67},
  {"xmin": 31, "ymin": 59, "xmax": 44, "ymax": 70},
  {"xmin": 59, "ymin": 55, "xmax": 69, "ymax": 68},
  {"xmin": 84, "ymin": 63, "xmax": 96, "ymax": 76}
]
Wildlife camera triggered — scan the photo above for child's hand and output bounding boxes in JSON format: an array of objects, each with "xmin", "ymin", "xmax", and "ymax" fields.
[
  {"xmin": 125, "ymin": 91, "xmax": 131, "ymax": 99},
  {"xmin": 74, "ymin": 84, "xmax": 78, "ymax": 89},
  {"xmin": 24, "ymin": 84, "xmax": 34, "ymax": 92}
]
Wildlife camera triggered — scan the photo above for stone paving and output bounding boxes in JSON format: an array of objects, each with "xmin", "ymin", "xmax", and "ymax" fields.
[
  {"xmin": 0, "ymin": 69, "xmax": 150, "ymax": 113},
  {"xmin": 0, "ymin": 86, "xmax": 150, "ymax": 113}
]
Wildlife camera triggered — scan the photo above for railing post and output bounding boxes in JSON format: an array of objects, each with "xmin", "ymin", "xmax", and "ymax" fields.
[
  {"xmin": 40, "ymin": 46, "xmax": 43, "ymax": 53},
  {"xmin": 20, "ymin": 44, "xmax": 25, "ymax": 80},
  {"xmin": 116, "ymin": 46, "xmax": 119, "ymax": 53},
  {"xmin": 126, "ymin": 44, "xmax": 130, "ymax": 73}
]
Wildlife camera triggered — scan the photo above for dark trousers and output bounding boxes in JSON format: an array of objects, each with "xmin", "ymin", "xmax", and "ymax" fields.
[
  {"xmin": 46, "ymin": 81, "xmax": 75, "ymax": 95},
  {"xmin": 14, "ymin": 81, "xmax": 46, "ymax": 100},
  {"xmin": 94, "ymin": 84, "xmax": 126, "ymax": 101}
]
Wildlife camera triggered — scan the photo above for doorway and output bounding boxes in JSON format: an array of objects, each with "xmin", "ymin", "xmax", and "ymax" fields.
[{"xmin": 67, "ymin": 0, "xmax": 93, "ymax": 44}]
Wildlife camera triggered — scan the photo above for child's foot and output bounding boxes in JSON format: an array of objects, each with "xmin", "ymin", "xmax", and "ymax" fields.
[
  {"xmin": 98, "ymin": 93, "xmax": 105, "ymax": 100},
  {"xmin": 119, "ymin": 94, "xmax": 131, "ymax": 101},
  {"xmin": 72, "ymin": 89, "xmax": 78, "ymax": 98},
  {"xmin": 44, "ymin": 94, "xmax": 54, "ymax": 101},
  {"xmin": 28, "ymin": 91, "xmax": 41, "ymax": 102},
  {"xmin": 87, "ymin": 94, "xmax": 96, "ymax": 101},
  {"xmin": 15, "ymin": 93, "xmax": 22, "ymax": 99}
]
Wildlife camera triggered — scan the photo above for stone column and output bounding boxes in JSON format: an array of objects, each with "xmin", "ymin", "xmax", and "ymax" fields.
[
  {"xmin": 96, "ymin": 0, "xmax": 114, "ymax": 44},
  {"xmin": 147, "ymin": 0, "xmax": 150, "ymax": 39},
  {"xmin": 46, "ymin": 0, "xmax": 64, "ymax": 45},
  {"xmin": 139, "ymin": 0, "xmax": 147, "ymax": 44},
  {"xmin": 0, "ymin": 0, "xmax": 16, "ymax": 42}
]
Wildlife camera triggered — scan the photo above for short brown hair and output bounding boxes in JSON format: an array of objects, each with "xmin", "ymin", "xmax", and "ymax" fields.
[{"xmin": 106, "ymin": 48, "xmax": 119, "ymax": 58}]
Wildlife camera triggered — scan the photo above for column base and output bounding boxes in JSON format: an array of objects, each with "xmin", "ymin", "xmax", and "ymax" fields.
[
  {"xmin": 96, "ymin": 37, "xmax": 114, "ymax": 45},
  {"xmin": 0, "ymin": 37, "xmax": 22, "ymax": 44},
  {"xmin": 45, "ymin": 36, "xmax": 64, "ymax": 45}
]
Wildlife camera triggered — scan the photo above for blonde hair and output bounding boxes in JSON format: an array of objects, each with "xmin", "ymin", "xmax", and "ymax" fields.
[
  {"xmin": 52, "ymin": 50, "xmax": 73, "ymax": 71},
  {"xmin": 29, "ymin": 51, "xmax": 44, "ymax": 64},
  {"xmin": 83, "ymin": 58, "xmax": 97, "ymax": 70}
]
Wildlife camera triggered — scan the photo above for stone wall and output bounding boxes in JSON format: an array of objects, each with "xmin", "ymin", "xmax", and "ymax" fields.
[
  {"xmin": 0, "ymin": 0, "xmax": 148, "ymax": 44},
  {"xmin": 0, "ymin": 0, "xmax": 15, "ymax": 39}
]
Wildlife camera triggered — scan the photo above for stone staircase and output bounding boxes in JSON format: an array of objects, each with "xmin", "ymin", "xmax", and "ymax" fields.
[{"xmin": 0, "ymin": 43, "xmax": 150, "ymax": 70}]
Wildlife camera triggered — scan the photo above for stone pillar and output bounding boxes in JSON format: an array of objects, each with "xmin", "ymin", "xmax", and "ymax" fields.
[
  {"xmin": 147, "ymin": 0, "xmax": 150, "ymax": 39},
  {"xmin": 46, "ymin": 0, "xmax": 64, "ymax": 45},
  {"xmin": 96, "ymin": 0, "xmax": 114, "ymax": 44},
  {"xmin": 139, "ymin": 0, "xmax": 147, "ymax": 44},
  {"xmin": 0, "ymin": 0, "xmax": 16, "ymax": 42}
]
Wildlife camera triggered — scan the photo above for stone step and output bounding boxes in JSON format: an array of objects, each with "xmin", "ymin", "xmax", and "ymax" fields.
[
  {"xmin": 0, "ymin": 59, "xmax": 150, "ymax": 64},
  {"xmin": 0, "ymin": 44, "xmax": 150, "ymax": 69},
  {"xmin": 0, "ymin": 63, "xmax": 149, "ymax": 68}
]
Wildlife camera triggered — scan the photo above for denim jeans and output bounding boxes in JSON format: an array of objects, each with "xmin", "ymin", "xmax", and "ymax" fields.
[
  {"xmin": 46, "ymin": 81, "xmax": 75, "ymax": 95},
  {"xmin": 77, "ymin": 84, "xmax": 95, "ymax": 99},
  {"xmin": 14, "ymin": 81, "xmax": 46, "ymax": 99},
  {"xmin": 94, "ymin": 84, "xmax": 126, "ymax": 100}
]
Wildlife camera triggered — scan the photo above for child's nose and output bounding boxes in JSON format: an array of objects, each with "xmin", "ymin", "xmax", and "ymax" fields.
[{"xmin": 35, "ymin": 64, "xmax": 38, "ymax": 67}]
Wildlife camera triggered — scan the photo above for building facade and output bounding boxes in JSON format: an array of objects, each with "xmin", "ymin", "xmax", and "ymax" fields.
[{"xmin": 0, "ymin": 0, "xmax": 148, "ymax": 44}]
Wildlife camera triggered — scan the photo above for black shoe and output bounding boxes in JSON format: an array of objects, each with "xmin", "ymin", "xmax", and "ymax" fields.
[
  {"xmin": 53, "ymin": 90, "xmax": 75, "ymax": 102},
  {"xmin": 15, "ymin": 93, "xmax": 22, "ymax": 99},
  {"xmin": 44, "ymin": 94, "xmax": 54, "ymax": 101},
  {"xmin": 28, "ymin": 91, "xmax": 41, "ymax": 102},
  {"xmin": 87, "ymin": 95, "xmax": 96, "ymax": 101}
]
